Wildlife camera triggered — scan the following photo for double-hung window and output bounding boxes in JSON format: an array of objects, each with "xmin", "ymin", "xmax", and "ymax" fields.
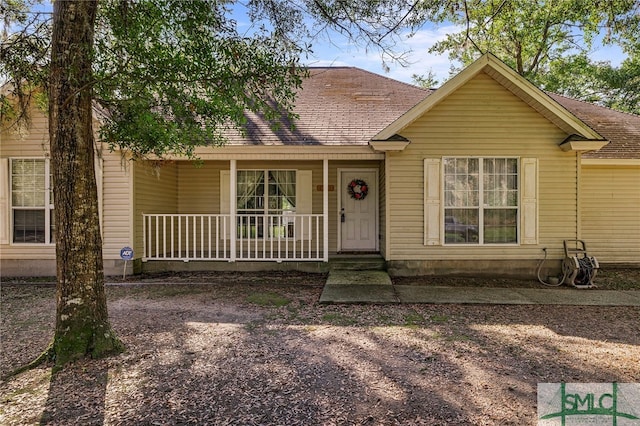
[
  {"xmin": 443, "ymin": 157, "xmax": 518, "ymax": 244},
  {"xmin": 11, "ymin": 158, "xmax": 55, "ymax": 244},
  {"xmin": 236, "ymin": 170, "xmax": 296, "ymax": 214},
  {"xmin": 236, "ymin": 170, "xmax": 296, "ymax": 237}
]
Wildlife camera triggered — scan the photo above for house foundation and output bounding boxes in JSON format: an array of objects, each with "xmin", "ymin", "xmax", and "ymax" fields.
[{"xmin": 386, "ymin": 259, "xmax": 558, "ymax": 280}]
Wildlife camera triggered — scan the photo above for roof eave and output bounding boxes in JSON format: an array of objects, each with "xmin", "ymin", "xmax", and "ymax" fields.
[
  {"xmin": 559, "ymin": 138, "xmax": 610, "ymax": 152},
  {"xmin": 369, "ymin": 133, "xmax": 411, "ymax": 152},
  {"xmin": 369, "ymin": 140, "xmax": 411, "ymax": 152}
]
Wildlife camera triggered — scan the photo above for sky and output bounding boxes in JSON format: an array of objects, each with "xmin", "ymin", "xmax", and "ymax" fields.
[
  {"xmin": 19, "ymin": 1, "xmax": 628, "ymax": 88},
  {"xmin": 302, "ymin": 25, "xmax": 460, "ymax": 86},
  {"xmin": 230, "ymin": 2, "xmax": 628, "ymax": 88},
  {"xmin": 302, "ymin": 25, "xmax": 627, "ymax": 87}
]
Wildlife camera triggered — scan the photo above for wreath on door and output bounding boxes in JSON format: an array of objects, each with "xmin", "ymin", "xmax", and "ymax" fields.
[{"xmin": 347, "ymin": 179, "xmax": 368, "ymax": 200}]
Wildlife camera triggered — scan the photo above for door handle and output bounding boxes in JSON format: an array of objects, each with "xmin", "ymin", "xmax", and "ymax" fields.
[{"xmin": 340, "ymin": 208, "xmax": 345, "ymax": 223}]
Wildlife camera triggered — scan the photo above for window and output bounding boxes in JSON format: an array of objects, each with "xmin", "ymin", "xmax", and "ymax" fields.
[
  {"xmin": 236, "ymin": 170, "xmax": 296, "ymax": 214},
  {"xmin": 236, "ymin": 170, "xmax": 296, "ymax": 237},
  {"xmin": 443, "ymin": 157, "xmax": 518, "ymax": 244},
  {"xmin": 11, "ymin": 158, "xmax": 54, "ymax": 244}
]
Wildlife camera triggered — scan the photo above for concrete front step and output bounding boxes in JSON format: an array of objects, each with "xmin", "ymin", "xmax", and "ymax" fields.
[
  {"xmin": 329, "ymin": 256, "xmax": 386, "ymax": 271},
  {"xmin": 322, "ymin": 257, "xmax": 391, "ymax": 304},
  {"xmin": 326, "ymin": 270, "xmax": 392, "ymax": 285},
  {"xmin": 320, "ymin": 269, "xmax": 396, "ymax": 304},
  {"xmin": 319, "ymin": 284, "xmax": 399, "ymax": 304}
]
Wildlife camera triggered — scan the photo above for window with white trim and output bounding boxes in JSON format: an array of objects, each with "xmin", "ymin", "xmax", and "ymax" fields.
[
  {"xmin": 236, "ymin": 170, "xmax": 296, "ymax": 214},
  {"xmin": 443, "ymin": 157, "xmax": 518, "ymax": 244},
  {"xmin": 236, "ymin": 170, "xmax": 296, "ymax": 238},
  {"xmin": 11, "ymin": 158, "xmax": 55, "ymax": 244}
]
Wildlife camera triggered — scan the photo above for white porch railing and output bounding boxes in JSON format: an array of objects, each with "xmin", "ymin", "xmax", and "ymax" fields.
[{"xmin": 142, "ymin": 214, "xmax": 325, "ymax": 262}]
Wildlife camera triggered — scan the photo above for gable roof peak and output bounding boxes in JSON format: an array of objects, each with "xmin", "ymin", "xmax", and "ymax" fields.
[{"xmin": 373, "ymin": 52, "xmax": 604, "ymax": 142}]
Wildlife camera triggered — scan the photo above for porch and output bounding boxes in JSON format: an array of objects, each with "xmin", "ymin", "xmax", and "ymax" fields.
[
  {"xmin": 134, "ymin": 156, "xmax": 384, "ymax": 265},
  {"xmin": 142, "ymin": 213, "xmax": 325, "ymax": 262}
]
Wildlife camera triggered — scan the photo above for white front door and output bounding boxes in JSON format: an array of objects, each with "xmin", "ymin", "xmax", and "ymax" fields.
[{"xmin": 340, "ymin": 170, "xmax": 378, "ymax": 251}]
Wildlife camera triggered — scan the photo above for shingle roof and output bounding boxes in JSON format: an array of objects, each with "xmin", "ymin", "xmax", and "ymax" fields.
[
  {"xmin": 230, "ymin": 67, "xmax": 640, "ymax": 159},
  {"xmin": 228, "ymin": 67, "xmax": 431, "ymax": 146},
  {"xmin": 548, "ymin": 93, "xmax": 640, "ymax": 159}
]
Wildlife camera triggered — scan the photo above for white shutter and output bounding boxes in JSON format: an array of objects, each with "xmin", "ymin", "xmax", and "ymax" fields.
[
  {"xmin": 521, "ymin": 158, "xmax": 538, "ymax": 245},
  {"xmin": 424, "ymin": 158, "xmax": 441, "ymax": 246},
  {"xmin": 0, "ymin": 158, "xmax": 9, "ymax": 244},
  {"xmin": 295, "ymin": 170, "xmax": 312, "ymax": 240},
  {"xmin": 220, "ymin": 170, "xmax": 231, "ymax": 238}
]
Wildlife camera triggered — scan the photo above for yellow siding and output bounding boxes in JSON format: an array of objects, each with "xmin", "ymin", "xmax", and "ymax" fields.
[
  {"xmin": 581, "ymin": 165, "xmax": 640, "ymax": 263},
  {"xmin": 323, "ymin": 161, "xmax": 337, "ymax": 253},
  {"xmin": 177, "ymin": 161, "xmax": 226, "ymax": 213},
  {"xmin": 133, "ymin": 161, "xmax": 178, "ymax": 256},
  {"xmin": 0, "ymin": 106, "xmax": 50, "ymax": 157},
  {"xmin": 1, "ymin": 107, "xmax": 55, "ymax": 259},
  {"xmin": 387, "ymin": 71, "xmax": 578, "ymax": 260},
  {"xmin": 379, "ymin": 159, "xmax": 387, "ymax": 258},
  {"xmin": 1, "ymin": 106, "xmax": 132, "ymax": 263},
  {"xmin": 101, "ymin": 151, "xmax": 133, "ymax": 260}
]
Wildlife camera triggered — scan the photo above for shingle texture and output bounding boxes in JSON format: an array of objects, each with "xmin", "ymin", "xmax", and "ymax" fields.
[
  {"xmin": 228, "ymin": 67, "xmax": 431, "ymax": 146},
  {"xmin": 548, "ymin": 93, "xmax": 640, "ymax": 159},
  {"xmin": 229, "ymin": 67, "xmax": 640, "ymax": 159}
]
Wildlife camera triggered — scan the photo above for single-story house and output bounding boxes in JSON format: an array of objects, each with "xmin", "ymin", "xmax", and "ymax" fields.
[{"xmin": 1, "ymin": 53, "xmax": 639, "ymax": 277}]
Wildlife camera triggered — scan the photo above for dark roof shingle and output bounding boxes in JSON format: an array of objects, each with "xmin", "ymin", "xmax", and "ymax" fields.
[
  {"xmin": 548, "ymin": 93, "xmax": 640, "ymax": 159},
  {"xmin": 229, "ymin": 67, "xmax": 430, "ymax": 146},
  {"xmin": 230, "ymin": 67, "xmax": 640, "ymax": 159}
]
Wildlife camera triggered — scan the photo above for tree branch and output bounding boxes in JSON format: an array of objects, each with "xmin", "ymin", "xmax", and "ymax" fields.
[
  {"xmin": 377, "ymin": 0, "xmax": 420, "ymax": 42},
  {"xmin": 463, "ymin": 0, "xmax": 483, "ymax": 54}
]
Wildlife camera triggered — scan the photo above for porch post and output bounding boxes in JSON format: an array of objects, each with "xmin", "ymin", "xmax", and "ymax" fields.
[
  {"xmin": 230, "ymin": 159, "xmax": 236, "ymax": 262},
  {"xmin": 323, "ymin": 158, "xmax": 329, "ymax": 262}
]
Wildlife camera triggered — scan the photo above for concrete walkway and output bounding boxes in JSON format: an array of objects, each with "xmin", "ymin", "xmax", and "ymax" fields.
[{"xmin": 320, "ymin": 270, "xmax": 640, "ymax": 306}]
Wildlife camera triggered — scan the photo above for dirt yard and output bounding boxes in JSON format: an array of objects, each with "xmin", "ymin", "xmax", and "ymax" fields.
[{"xmin": 1, "ymin": 271, "xmax": 639, "ymax": 425}]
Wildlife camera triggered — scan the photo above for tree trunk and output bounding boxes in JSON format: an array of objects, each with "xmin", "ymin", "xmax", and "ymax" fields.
[{"xmin": 49, "ymin": 0, "xmax": 122, "ymax": 369}]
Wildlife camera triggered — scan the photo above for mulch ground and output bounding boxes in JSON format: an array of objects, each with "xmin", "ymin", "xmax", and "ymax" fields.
[{"xmin": 1, "ymin": 270, "xmax": 639, "ymax": 425}]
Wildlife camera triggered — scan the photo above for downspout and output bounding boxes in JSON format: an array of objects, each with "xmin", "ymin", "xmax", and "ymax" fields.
[
  {"xmin": 576, "ymin": 153, "xmax": 581, "ymax": 240},
  {"xmin": 559, "ymin": 135, "xmax": 609, "ymax": 240}
]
